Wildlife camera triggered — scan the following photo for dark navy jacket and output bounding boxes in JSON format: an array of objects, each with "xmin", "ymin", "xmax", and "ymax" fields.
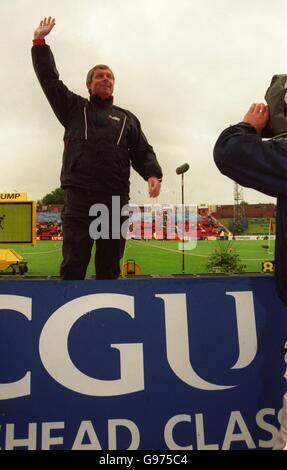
[
  {"xmin": 214, "ymin": 122, "xmax": 287, "ymax": 306},
  {"xmin": 31, "ymin": 44, "xmax": 162, "ymax": 196}
]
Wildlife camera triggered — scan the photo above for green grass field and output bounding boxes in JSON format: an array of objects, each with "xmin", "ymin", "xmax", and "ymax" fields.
[
  {"xmin": 219, "ymin": 217, "xmax": 275, "ymax": 235},
  {"xmin": 0, "ymin": 239, "xmax": 275, "ymax": 277}
]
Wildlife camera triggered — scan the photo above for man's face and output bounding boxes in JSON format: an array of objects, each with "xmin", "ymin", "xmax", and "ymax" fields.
[{"xmin": 89, "ymin": 68, "xmax": 114, "ymax": 100}]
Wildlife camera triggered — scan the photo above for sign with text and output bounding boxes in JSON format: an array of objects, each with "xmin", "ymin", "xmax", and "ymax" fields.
[
  {"xmin": 262, "ymin": 260, "xmax": 275, "ymax": 273},
  {"xmin": 0, "ymin": 276, "xmax": 286, "ymax": 450},
  {"xmin": 0, "ymin": 192, "xmax": 27, "ymax": 202}
]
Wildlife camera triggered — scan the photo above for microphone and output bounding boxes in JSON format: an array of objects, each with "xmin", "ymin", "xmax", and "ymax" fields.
[{"xmin": 176, "ymin": 163, "xmax": 190, "ymax": 175}]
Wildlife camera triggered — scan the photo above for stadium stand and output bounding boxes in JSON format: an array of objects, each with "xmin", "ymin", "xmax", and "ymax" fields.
[
  {"xmin": 36, "ymin": 206, "xmax": 227, "ymax": 241},
  {"xmin": 36, "ymin": 212, "xmax": 62, "ymax": 240}
]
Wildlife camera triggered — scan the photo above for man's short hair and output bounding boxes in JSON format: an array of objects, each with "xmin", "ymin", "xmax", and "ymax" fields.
[{"xmin": 86, "ymin": 65, "xmax": 115, "ymax": 94}]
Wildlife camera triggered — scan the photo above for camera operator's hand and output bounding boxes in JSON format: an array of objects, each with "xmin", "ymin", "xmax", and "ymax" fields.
[
  {"xmin": 34, "ymin": 17, "xmax": 56, "ymax": 39},
  {"xmin": 243, "ymin": 103, "xmax": 269, "ymax": 135}
]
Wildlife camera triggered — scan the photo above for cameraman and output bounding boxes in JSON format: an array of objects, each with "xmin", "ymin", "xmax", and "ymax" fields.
[{"xmin": 214, "ymin": 84, "xmax": 287, "ymax": 450}]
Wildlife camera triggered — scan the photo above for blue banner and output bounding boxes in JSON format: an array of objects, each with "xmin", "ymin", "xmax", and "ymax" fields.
[{"xmin": 0, "ymin": 276, "xmax": 286, "ymax": 450}]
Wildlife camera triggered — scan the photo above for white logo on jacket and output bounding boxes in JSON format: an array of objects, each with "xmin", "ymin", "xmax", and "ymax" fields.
[{"xmin": 109, "ymin": 115, "xmax": 120, "ymax": 122}]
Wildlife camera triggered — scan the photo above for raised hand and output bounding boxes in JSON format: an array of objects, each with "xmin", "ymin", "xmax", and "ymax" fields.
[
  {"xmin": 243, "ymin": 103, "xmax": 269, "ymax": 135},
  {"xmin": 34, "ymin": 17, "xmax": 56, "ymax": 39}
]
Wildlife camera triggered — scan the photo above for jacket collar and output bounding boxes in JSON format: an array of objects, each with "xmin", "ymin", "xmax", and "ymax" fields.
[{"xmin": 90, "ymin": 95, "xmax": 113, "ymax": 106}]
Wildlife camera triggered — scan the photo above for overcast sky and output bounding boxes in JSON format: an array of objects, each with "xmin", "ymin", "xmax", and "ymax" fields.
[{"xmin": 1, "ymin": 0, "xmax": 286, "ymax": 206}]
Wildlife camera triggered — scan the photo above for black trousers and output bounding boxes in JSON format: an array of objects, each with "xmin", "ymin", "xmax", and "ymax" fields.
[{"xmin": 60, "ymin": 188, "xmax": 129, "ymax": 280}]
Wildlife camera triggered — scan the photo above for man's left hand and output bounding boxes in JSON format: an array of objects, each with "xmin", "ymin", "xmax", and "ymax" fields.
[{"xmin": 148, "ymin": 177, "xmax": 161, "ymax": 198}]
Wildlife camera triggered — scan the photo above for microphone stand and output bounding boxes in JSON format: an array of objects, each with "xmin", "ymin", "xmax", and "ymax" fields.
[
  {"xmin": 176, "ymin": 163, "xmax": 190, "ymax": 275},
  {"xmin": 181, "ymin": 173, "xmax": 185, "ymax": 274}
]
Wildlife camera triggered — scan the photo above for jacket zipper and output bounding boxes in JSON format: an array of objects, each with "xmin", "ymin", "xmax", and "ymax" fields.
[
  {"xmin": 83, "ymin": 106, "xmax": 88, "ymax": 140},
  {"xmin": 117, "ymin": 115, "xmax": 127, "ymax": 145}
]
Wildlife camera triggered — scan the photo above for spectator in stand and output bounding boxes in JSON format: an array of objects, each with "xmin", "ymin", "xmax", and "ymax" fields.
[
  {"xmin": 32, "ymin": 17, "xmax": 162, "ymax": 280},
  {"xmin": 214, "ymin": 75, "xmax": 287, "ymax": 450}
]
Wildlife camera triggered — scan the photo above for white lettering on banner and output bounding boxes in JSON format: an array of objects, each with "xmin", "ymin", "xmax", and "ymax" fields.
[
  {"xmin": 195, "ymin": 414, "xmax": 220, "ymax": 449},
  {"xmin": 226, "ymin": 292, "xmax": 257, "ymax": 369},
  {"xmin": 71, "ymin": 419, "xmax": 140, "ymax": 450},
  {"xmin": 256, "ymin": 408, "xmax": 278, "ymax": 448},
  {"xmin": 156, "ymin": 291, "xmax": 257, "ymax": 390},
  {"xmin": 156, "ymin": 293, "xmax": 234, "ymax": 390},
  {"xmin": 108, "ymin": 419, "xmax": 140, "ymax": 450},
  {"xmin": 42, "ymin": 422, "xmax": 65, "ymax": 450},
  {"xmin": 222, "ymin": 411, "xmax": 256, "ymax": 449},
  {"xmin": 0, "ymin": 408, "xmax": 280, "ymax": 449},
  {"xmin": 0, "ymin": 295, "xmax": 32, "ymax": 400},
  {"xmin": 164, "ymin": 414, "xmax": 219, "ymax": 450},
  {"xmin": 39, "ymin": 294, "xmax": 144, "ymax": 396},
  {"xmin": 2, "ymin": 419, "xmax": 140, "ymax": 450},
  {"xmin": 72, "ymin": 420, "xmax": 102, "ymax": 449},
  {"xmin": 5, "ymin": 423, "xmax": 37, "ymax": 450},
  {"xmin": 164, "ymin": 408, "xmax": 279, "ymax": 450},
  {"xmin": 0, "ymin": 290, "xmax": 258, "ymax": 398},
  {"xmin": 164, "ymin": 415, "xmax": 193, "ymax": 450}
]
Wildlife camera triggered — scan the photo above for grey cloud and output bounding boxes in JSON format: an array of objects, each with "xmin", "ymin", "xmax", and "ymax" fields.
[{"xmin": 0, "ymin": 0, "xmax": 285, "ymax": 206}]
